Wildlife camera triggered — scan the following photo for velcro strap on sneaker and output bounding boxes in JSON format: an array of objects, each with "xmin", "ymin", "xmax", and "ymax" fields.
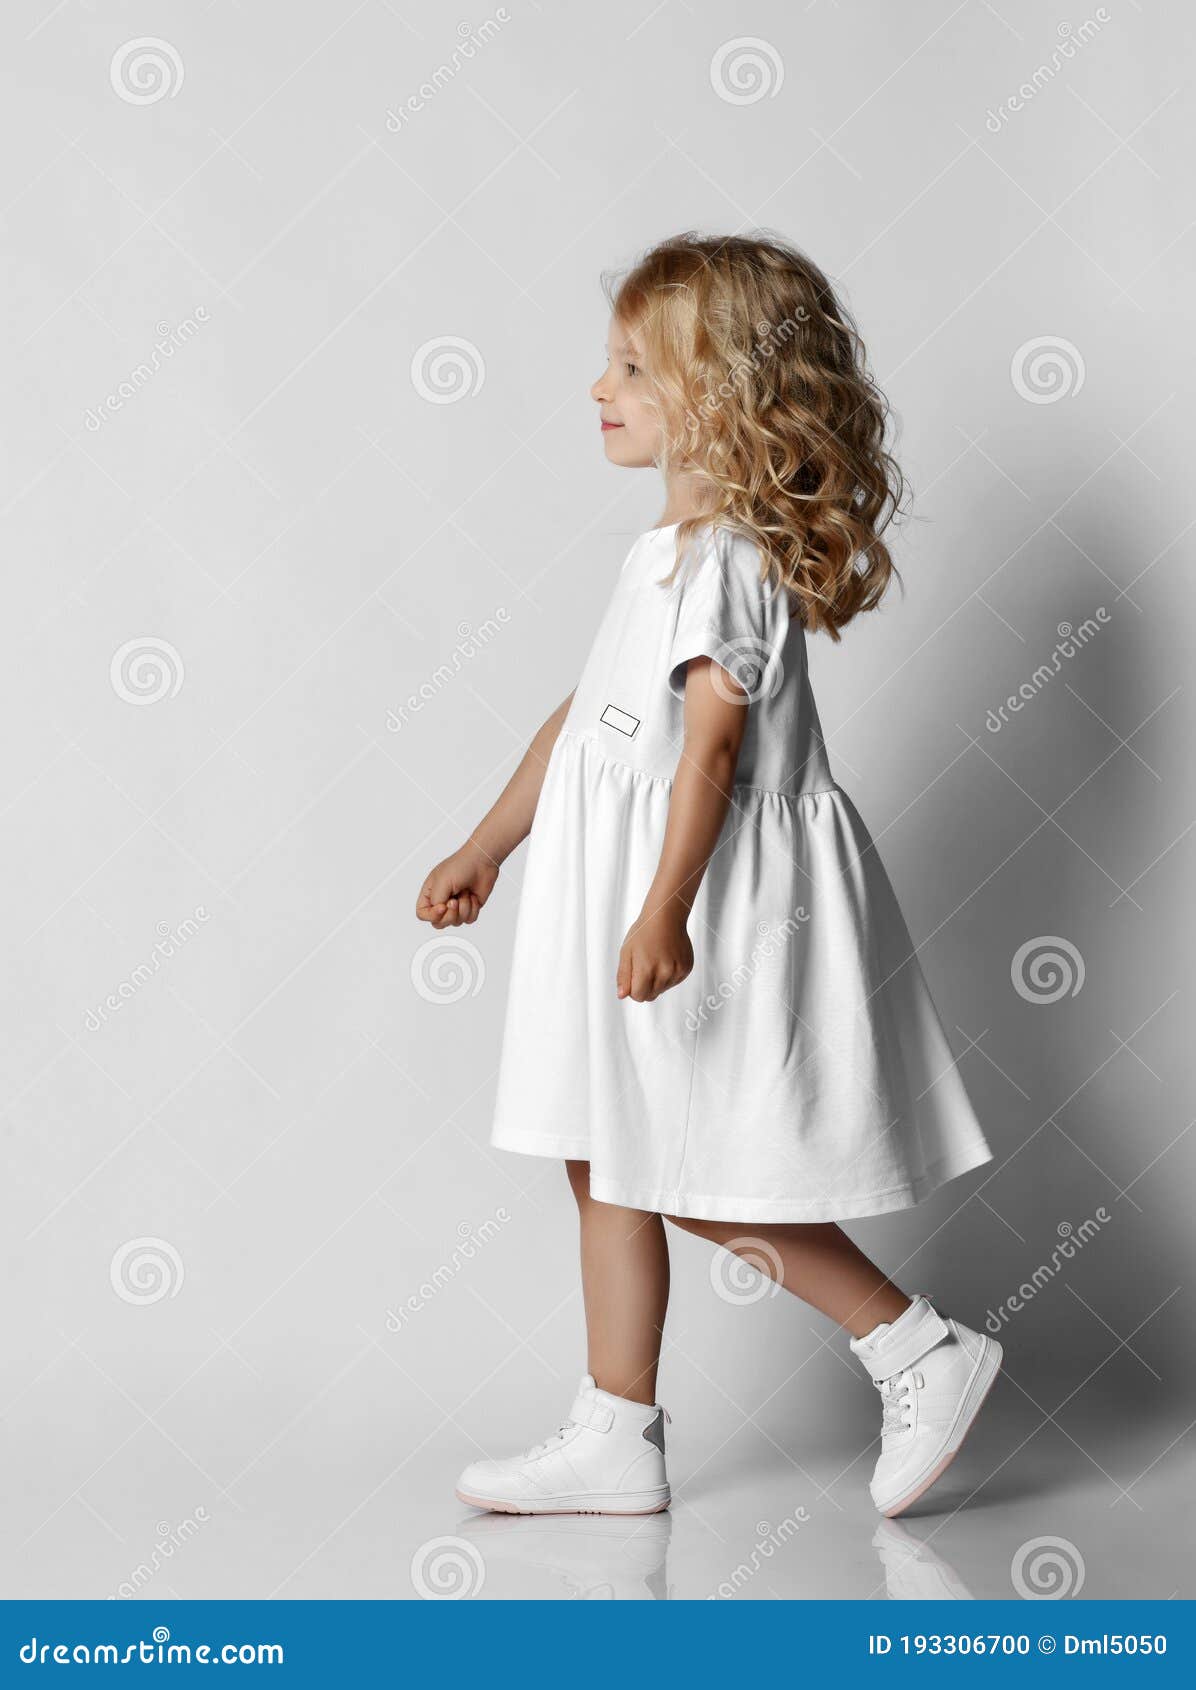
[
  {"xmin": 568, "ymin": 1395, "xmax": 615, "ymax": 1433},
  {"xmin": 859, "ymin": 1298, "xmax": 950, "ymax": 1381}
]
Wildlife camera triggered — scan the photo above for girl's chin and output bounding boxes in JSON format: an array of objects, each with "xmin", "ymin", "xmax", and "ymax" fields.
[{"xmin": 603, "ymin": 441, "xmax": 653, "ymax": 469}]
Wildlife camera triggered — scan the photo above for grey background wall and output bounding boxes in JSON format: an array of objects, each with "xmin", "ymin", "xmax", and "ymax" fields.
[{"xmin": 2, "ymin": 0, "xmax": 1192, "ymax": 1601}]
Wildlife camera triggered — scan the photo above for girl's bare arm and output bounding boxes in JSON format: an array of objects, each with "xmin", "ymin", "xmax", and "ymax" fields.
[
  {"xmin": 616, "ymin": 659, "xmax": 748, "ymax": 1001},
  {"xmin": 416, "ymin": 691, "xmax": 574, "ymax": 929}
]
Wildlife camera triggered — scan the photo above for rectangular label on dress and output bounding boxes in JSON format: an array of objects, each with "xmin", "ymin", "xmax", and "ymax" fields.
[{"xmin": 600, "ymin": 703, "xmax": 640, "ymax": 738}]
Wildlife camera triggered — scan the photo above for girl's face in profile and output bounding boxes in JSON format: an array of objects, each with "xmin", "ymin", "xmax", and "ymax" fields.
[{"xmin": 590, "ymin": 318, "xmax": 663, "ymax": 470}]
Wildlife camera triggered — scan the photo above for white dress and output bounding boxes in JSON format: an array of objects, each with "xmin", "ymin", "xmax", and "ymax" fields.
[{"xmin": 490, "ymin": 522, "xmax": 993, "ymax": 1222}]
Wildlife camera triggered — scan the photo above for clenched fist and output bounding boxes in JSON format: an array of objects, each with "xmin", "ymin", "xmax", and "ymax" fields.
[
  {"xmin": 616, "ymin": 905, "xmax": 694, "ymax": 1003},
  {"xmin": 416, "ymin": 842, "xmax": 499, "ymax": 929}
]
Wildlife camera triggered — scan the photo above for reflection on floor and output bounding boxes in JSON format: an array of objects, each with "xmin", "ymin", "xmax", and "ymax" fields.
[
  {"xmin": 451, "ymin": 1511, "xmax": 979, "ymax": 1602},
  {"xmin": 2, "ymin": 1354, "xmax": 1189, "ymax": 1601}
]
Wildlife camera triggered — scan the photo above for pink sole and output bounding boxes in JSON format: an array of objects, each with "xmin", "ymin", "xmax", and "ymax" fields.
[
  {"xmin": 882, "ymin": 1450, "xmax": 959, "ymax": 1518},
  {"xmin": 455, "ymin": 1490, "xmax": 670, "ymax": 1517},
  {"xmin": 881, "ymin": 1353, "xmax": 1002, "ymax": 1520}
]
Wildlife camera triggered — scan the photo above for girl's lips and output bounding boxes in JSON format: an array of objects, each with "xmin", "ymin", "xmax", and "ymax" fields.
[{"xmin": 601, "ymin": 421, "xmax": 623, "ymax": 431}]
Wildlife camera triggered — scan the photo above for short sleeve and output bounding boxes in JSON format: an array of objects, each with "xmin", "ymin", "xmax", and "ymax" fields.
[{"xmin": 665, "ymin": 529, "xmax": 786, "ymax": 703}]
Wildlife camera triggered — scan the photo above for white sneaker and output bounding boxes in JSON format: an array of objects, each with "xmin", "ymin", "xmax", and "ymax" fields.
[
  {"xmin": 850, "ymin": 1294, "xmax": 1002, "ymax": 1518},
  {"xmin": 455, "ymin": 1375, "xmax": 671, "ymax": 1516}
]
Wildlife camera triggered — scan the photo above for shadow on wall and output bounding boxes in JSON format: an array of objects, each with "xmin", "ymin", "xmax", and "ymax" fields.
[{"xmin": 865, "ymin": 487, "xmax": 1183, "ymax": 1421}]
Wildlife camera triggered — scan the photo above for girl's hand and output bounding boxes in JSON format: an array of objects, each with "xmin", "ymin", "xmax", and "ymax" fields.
[
  {"xmin": 416, "ymin": 843, "xmax": 499, "ymax": 928},
  {"xmin": 616, "ymin": 905, "xmax": 694, "ymax": 1003}
]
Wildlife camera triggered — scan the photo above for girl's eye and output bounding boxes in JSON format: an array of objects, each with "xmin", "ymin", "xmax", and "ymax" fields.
[{"xmin": 625, "ymin": 362, "xmax": 640, "ymax": 377}]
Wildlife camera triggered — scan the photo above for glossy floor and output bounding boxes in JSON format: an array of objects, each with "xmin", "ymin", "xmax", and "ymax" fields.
[{"xmin": 2, "ymin": 1354, "xmax": 1188, "ymax": 1601}]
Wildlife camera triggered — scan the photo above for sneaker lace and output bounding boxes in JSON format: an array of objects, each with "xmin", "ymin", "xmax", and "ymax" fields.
[
  {"xmin": 522, "ymin": 1419, "xmax": 576, "ymax": 1460},
  {"xmin": 875, "ymin": 1372, "xmax": 911, "ymax": 1435}
]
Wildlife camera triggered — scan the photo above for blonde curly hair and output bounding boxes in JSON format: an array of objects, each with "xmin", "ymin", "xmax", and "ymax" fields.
[{"xmin": 607, "ymin": 232, "xmax": 905, "ymax": 640}]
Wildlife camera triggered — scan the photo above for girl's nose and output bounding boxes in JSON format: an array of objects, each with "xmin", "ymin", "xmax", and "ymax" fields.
[{"xmin": 590, "ymin": 368, "xmax": 612, "ymax": 403}]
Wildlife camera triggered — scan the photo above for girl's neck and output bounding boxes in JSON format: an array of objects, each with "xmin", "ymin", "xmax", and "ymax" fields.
[{"xmin": 656, "ymin": 470, "xmax": 713, "ymax": 530}]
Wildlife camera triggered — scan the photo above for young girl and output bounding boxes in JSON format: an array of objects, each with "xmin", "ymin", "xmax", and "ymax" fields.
[{"xmin": 416, "ymin": 233, "xmax": 1001, "ymax": 1520}]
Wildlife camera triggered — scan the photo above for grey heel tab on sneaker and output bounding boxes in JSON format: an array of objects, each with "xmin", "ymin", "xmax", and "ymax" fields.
[{"xmin": 642, "ymin": 1409, "xmax": 666, "ymax": 1453}]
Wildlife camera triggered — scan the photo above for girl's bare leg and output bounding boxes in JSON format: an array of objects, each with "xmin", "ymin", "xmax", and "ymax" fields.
[
  {"xmin": 666, "ymin": 1215, "xmax": 911, "ymax": 1338},
  {"xmin": 566, "ymin": 1160, "xmax": 669, "ymax": 1405}
]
